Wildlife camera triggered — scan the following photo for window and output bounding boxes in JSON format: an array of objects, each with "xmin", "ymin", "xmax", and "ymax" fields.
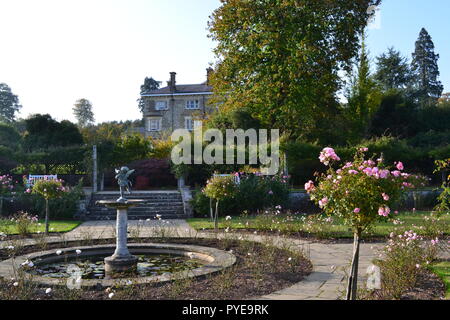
[
  {"xmin": 185, "ymin": 117, "xmax": 194, "ymax": 131},
  {"xmin": 148, "ymin": 118, "xmax": 162, "ymax": 131},
  {"xmin": 185, "ymin": 100, "xmax": 200, "ymax": 110},
  {"xmin": 185, "ymin": 117, "xmax": 202, "ymax": 131},
  {"xmin": 155, "ymin": 101, "xmax": 167, "ymax": 110}
]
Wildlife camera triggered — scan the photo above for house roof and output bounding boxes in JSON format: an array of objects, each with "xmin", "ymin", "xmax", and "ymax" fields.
[{"xmin": 142, "ymin": 82, "xmax": 213, "ymax": 96}]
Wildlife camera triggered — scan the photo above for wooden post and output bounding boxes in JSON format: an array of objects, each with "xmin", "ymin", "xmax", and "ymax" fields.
[
  {"xmin": 45, "ymin": 198, "xmax": 50, "ymax": 235},
  {"xmin": 346, "ymin": 230, "xmax": 361, "ymax": 300}
]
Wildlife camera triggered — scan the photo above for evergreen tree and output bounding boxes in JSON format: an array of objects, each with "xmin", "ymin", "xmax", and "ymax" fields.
[
  {"xmin": 374, "ymin": 47, "xmax": 412, "ymax": 91},
  {"xmin": 345, "ymin": 33, "xmax": 381, "ymax": 142},
  {"xmin": 411, "ymin": 28, "xmax": 443, "ymax": 106},
  {"xmin": 73, "ymin": 98, "xmax": 95, "ymax": 127},
  {"xmin": 0, "ymin": 83, "xmax": 22, "ymax": 123},
  {"xmin": 138, "ymin": 77, "xmax": 160, "ymax": 113}
]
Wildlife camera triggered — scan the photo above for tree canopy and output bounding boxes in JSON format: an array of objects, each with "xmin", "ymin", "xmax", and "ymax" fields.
[
  {"xmin": 73, "ymin": 99, "xmax": 95, "ymax": 127},
  {"xmin": 207, "ymin": 0, "xmax": 382, "ymax": 142},
  {"xmin": 23, "ymin": 114, "xmax": 84, "ymax": 152},
  {"xmin": 374, "ymin": 47, "xmax": 412, "ymax": 91},
  {"xmin": 0, "ymin": 83, "xmax": 22, "ymax": 123}
]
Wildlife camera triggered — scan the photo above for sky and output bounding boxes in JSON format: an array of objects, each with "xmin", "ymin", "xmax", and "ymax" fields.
[{"xmin": 1, "ymin": 0, "xmax": 449, "ymax": 124}]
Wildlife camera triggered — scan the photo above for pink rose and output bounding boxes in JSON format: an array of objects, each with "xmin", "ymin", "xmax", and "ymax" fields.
[
  {"xmin": 353, "ymin": 208, "xmax": 360, "ymax": 213},
  {"xmin": 396, "ymin": 162, "xmax": 404, "ymax": 171},
  {"xmin": 319, "ymin": 197, "xmax": 329, "ymax": 208}
]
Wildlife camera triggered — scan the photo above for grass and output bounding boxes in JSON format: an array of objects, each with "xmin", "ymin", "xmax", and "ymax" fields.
[
  {"xmin": 0, "ymin": 219, "xmax": 82, "ymax": 235},
  {"xmin": 187, "ymin": 211, "xmax": 450, "ymax": 238},
  {"xmin": 430, "ymin": 261, "xmax": 450, "ymax": 299}
]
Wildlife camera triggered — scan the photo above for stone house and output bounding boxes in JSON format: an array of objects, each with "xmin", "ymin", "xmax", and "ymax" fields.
[{"xmin": 140, "ymin": 69, "xmax": 214, "ymax": 139}]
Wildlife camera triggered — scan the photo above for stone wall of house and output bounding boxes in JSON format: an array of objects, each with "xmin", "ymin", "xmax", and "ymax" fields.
[{"xmin": 142, "ymin": 94, "xmax": 213, "ymax": 139}]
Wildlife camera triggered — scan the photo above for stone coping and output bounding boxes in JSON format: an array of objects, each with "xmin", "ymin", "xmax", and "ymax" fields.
[{"xmin": 0, "ymin": 243, "xmax": 236, "ymax": 289}]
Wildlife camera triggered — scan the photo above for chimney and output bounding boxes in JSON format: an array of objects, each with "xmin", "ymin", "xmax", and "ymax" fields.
[
  {"xmin": 206, "ymin": 67, "xmax": 213, "ymax": 86},
  {"xmin": 168, "ymin": 72, "xmax": 176, "ymax": 93}
]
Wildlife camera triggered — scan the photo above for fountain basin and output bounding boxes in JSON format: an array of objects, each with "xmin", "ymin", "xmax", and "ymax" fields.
[{"xmin": 0, "ymin": 243, "xmax": 236, "ymax": 288}]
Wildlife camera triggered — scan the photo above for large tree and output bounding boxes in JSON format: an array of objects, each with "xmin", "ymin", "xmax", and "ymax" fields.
[
  {"xmin": 23, "ymin": 114, "xmax": 83, "ymax": 152},
  {"xmin": 0, "ymin": 83, "xmax": 22, "ymax": 123},
  {"xmin": 73, "ymin": 98, "xmax": 95, "ymax": 127},
  {"xmin": 138, "ymin": 77, "xmax": 160, "ymax": 112},
  {"xmin": 207, "ymin": 0, "xmax": 382, "ymax": 142},
  {"xmin": 374, "ymin": 47, "xmax": 412, "ymax": 91},
  {"xmin": 411, "ymin": 28, "xmax": 443, "ymax": 106}
]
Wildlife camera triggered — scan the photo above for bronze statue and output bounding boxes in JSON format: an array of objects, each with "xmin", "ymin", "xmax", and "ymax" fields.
[{"xmin": 115, "ymin": 166, "xmax": 135, "ymax": 202}]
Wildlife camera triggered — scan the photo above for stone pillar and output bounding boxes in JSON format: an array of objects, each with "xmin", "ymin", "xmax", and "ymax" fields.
[
  {"xmin": 113, "ymin": 208, "xmax": 131, "ymax": 258},
  {"xmin": 93, "ymin": 145, "xmax": 98, "ymax": 193}
]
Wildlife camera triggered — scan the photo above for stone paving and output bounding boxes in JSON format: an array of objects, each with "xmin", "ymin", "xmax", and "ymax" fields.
[{"xmin": 1, "ymin": 221, "xmax": 446, "ymax": 300}]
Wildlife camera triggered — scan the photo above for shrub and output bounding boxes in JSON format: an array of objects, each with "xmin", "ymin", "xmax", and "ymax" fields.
[
  {"xmin": 373, "ymin": 230, "xmax": 444, "ymax": 299},
  {"xmin": 31, "ymin": 179, "xmax": 70, "ymax": 234},
  {"xmin": 307, "ymin": 146, "xmax": 423, "ymax": 299},
  {"xmin": 10, "ymin": 211, "xmax": 38, "ymax": 237},
  {"xmin": 192, "ymin": 173, "xmax": 290, "ymax": 217}
]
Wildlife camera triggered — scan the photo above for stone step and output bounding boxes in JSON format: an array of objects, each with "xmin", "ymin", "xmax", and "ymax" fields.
[
  {"xmin": 86, "ymin": 191, "xmax": 186, "ymax": 221},
  {"xmin": 86, "ymin": 214, "xmax": 187, "ymax": 221}
]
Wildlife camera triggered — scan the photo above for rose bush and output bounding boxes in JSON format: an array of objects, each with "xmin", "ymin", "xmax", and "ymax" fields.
[
  {"xmin": 306, "ymin": 147, "xmax": 425, "ymax": 299},
  {"xmin": 31, "ymin": 179, "xmax": 69, "ymax": 234}
]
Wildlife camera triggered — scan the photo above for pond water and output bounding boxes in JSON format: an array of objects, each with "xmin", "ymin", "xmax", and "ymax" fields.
[{"xmin": 30, "ymin": 254, "xmax": 203, "ymax": 279}]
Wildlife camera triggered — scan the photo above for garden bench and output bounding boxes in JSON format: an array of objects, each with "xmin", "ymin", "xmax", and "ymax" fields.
[{"xmin": 27, "ymin": 175, "xmax": 58, "ymax": 187}]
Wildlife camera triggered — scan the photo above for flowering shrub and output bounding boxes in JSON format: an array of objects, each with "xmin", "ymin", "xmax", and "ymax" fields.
[
  {"xmin": 306, "ymin": 147, "xmax": 422, "ymax": 299},
  {"xmin": 10, "ymin": 211, "xmax": 38, "ymax": 237},
  {"xmin": 31, "ymin": 179, "xmax": 68, "ymax": 200},
  {"xmin": 0, "ymin": 174, "xmax": 15, "ymax": 216},
  {"xmin": 307, "ymin": 148, "xmax": 423, "ymax": 233},
  {"xmin": 373, "ymin": 230, "xmax": 444, "ymax": 299},
  {"xmin": 0, "ymin": 175, "xmax": 14, "ymax": 195},
  {"xmin": 193, "ymin": 172, "xmax": 290, "ymax": 216},
  {"xmin": 31, "ymin": 179, "xmax": 69, "ymax": 234},
  {"xmin": 203, "ymin": 175, "xmax": 237, "ymax": 201}
]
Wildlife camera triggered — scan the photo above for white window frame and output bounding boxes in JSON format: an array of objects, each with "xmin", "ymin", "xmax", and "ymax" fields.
[
  {"xmin": 155, "ymin": 101, "xmax": 168, "ymax": 110},
  {"xmin": 148, "ymin": 118, "xmax": 162, "ymax": 132},
  {"xmin": 185, "ymin": 117, "xmax": 194, "ymax": 131},
  {"xmin": 185, "ymin": 100, "xmax": 200, "ymax": 110}
]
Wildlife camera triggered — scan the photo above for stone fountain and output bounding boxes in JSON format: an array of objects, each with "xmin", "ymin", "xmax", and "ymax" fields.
[{"xmin": 96, "ymin": 166, "xmax": 144, "ymax": 274}]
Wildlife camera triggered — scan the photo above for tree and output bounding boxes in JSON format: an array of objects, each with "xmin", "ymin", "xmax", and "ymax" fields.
[
  {"xmin": 32, "ymin": 179, "xmax": 68, "ymax": 234},
  {"xmin": 0, "ymin": 83, "xmax": 22, "ymax": 123},
  {"xmin": 207, "ymin": 0, "xmax": 381, "ymax": 142},
  {"xmin": 73, "ymin": 99, "xmax": 95, "ymax": 127},
  {"xmin": 345, "ymin": 34, "xmax": 382, "ymax": 142},
  {"xmin": 23, "ymin": 114, "xmax": 83, "ymax": 152},
  {"xmin": 374, "ymin": 47, "xmax": 412, "ymax": 91},
  {"xmin": 411, "ymin": 28, "xmax": 443, "ymax": 107},
  {"xmin": 308, "ymin": 147, "xmax": 423, "ymax": 299},
  {"xmin": 0, "ymin": 123, "xmax": 22, "ymax": 150},
  {"xmin": 138, "ymin": 77, "xmax": 160, "ymax": 113}
]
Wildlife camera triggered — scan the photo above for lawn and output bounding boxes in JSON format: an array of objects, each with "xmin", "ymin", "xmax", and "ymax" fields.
[
  {"xmin": 187, "ymin": 211, "xmax": 450, "ymax": 238},
  {"xmin": 430, "ymin": 261, "xmax": 450, "ymax": 299},
  {"xmin": 0, "ymin": 220, "xmax": 82, "ymax": 235}
]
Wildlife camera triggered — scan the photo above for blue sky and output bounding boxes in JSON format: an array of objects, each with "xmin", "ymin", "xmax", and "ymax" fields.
[{"xmin": 0, "ymin": 0, "xmax": 448, "ymax": 123}]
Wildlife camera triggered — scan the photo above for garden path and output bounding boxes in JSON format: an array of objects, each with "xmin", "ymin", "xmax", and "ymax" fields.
[{"xmin": 1, "ymin": 221, "xmax": 448, "ymax": 300}]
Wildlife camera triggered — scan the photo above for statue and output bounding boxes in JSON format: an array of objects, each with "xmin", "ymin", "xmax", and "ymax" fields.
[{"xmin": 115, "ymin": 166, "xmax": 135, "ymax": 202}]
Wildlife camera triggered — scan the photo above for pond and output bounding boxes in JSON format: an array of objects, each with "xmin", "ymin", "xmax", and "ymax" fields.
[{"xmin": 30, "ymin": 254, "xmax": 204, "ymax": 279}]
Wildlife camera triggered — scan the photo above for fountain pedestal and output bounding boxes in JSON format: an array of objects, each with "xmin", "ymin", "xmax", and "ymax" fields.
[{"xmin": 96, "ymin": 199, "xmax": 145, "ymax": 274}]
